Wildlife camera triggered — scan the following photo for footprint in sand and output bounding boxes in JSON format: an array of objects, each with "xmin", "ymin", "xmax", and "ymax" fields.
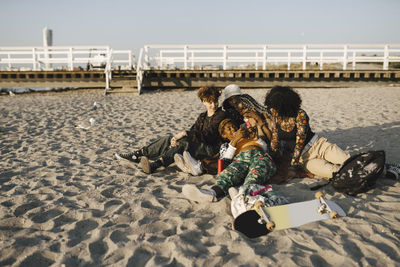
[
  {"xmin": 104, "ymin": 199, "xmax": 123, "ymax": 210},
  {"xmin": 67, "ymin": 219, "xmax": 98, "ymax": 247},
  {"xmin": 100, "ymin": 187, "xmax": 116, "ymax": 198},
  {"xmin": 110, "ymin": 230, "xmax": 129, "ymax": 244},
  {"xmin": 89, "ymin": 239, "xmax": 108, "ymax": 262},
  {"xmin": 19, "ymin": 252, "xmax": 54, "ymax": 267},
  {"xmin": 14, "ymin": 201, "xmax": 44, "ymax": 216},
  {"xmin": 30, "ymin": 208, "xmax": 63, "ymax": 223}
]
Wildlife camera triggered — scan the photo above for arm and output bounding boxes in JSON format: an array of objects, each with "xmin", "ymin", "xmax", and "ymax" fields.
[
  {"xmin": 220, "ymin": 128, "xmax": 247, "ymax": 160},
  {"xmin": 170, "ymin": 130, "xmax": 187, "ymax": 147},
  {"xmin": 290, "ymin": 110, "xmax": 309, "ymax": 168},
  {"xmin": 243, "ymin": 111, "xmax": 272, "ymax": 141},
  {"xmin": 269, "ymin": 115, "xmax": 280, "ymax": 153}
]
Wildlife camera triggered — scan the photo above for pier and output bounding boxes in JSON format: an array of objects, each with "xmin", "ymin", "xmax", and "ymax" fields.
[{"xmin": 1, "ymin": 44, "xmax": 400, "ymax": 94}]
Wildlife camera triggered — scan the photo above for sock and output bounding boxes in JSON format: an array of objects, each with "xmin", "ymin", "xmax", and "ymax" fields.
[{"xmin": 211, "ymin": 185, "xmax": 225, "ymax": 198}]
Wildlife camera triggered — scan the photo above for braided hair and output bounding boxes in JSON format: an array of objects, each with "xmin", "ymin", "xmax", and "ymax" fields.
[
  {"xmin": 223, "ymin": 93, "xmax": 272, "ymax": 123},
  {"xmin": 239, "ymin": 94, "xmax": 272, "ymax": 118}
]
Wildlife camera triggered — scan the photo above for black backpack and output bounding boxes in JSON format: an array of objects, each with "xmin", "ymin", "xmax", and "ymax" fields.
[{"xmin": 312, "ymin": 150, "xmax": 386, "ymax": 196}]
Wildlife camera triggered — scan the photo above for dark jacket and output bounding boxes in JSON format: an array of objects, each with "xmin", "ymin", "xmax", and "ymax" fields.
[{"xmin": 186, "ymin": 107, "xmax": 226, "ymax": 146}]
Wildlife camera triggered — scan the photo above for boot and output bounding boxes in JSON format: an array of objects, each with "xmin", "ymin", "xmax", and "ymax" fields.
[
  {"xmin": 140, "ymin": 157, "xmax": 163, "ymax": 174},
  {"xmin": 115, "ymin": 149, "xmax": 143, "ymax": 163}
]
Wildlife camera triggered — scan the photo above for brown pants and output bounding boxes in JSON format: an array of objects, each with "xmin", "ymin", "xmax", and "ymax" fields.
[{"xmin": 300, "ymin": 137, "xmax": 350, "ymax": 179}]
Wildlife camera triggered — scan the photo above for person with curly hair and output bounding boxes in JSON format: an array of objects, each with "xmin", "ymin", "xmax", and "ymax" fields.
[
  {"xmin": 264, "ymin": 86, "xmax": 350, "ymax": 179},
  {"xmin": 115, "ymin": 86, "xmax": 227, "ymax": 174}
]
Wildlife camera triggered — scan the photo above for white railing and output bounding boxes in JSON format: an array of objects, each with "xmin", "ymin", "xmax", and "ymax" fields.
[
  {"xmin": 0, "ymin": 46, "xmax": 135, "ymax": 71},
  {"xmin": 137, "ymin": 44, "xmax": 400, "ymax": 72},
  {"xmin": 0, "ymin": 46, "xmax": 135, "ymax": 93}
]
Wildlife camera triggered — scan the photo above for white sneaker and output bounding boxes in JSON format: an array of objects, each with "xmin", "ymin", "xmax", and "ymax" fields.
[
  {"xmin": 183, "ymin": 151, "xmax": 203, "ymax": 176},
  {"xmin": 182, "ymin": 184, "xmax": 216, "ymax": 203},
  {"xmin": 174, "ymin": 153, "xmax": 190, "ymax": 173}
]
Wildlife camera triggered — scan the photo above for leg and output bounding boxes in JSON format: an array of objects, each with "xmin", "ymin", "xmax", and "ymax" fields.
[
  {"xmin": 215, "ymin": 151, "xmax": 251, "ymax": 193},
  {"xmin": 140, "ymin": 136, "xmax": 189, "ymax": 173},
  {"xmin": 303, "ymin": 158, "xmax": 340, "ymax": 179},
  {"xmin": 320, "ymin": 141, "xmax": 350, "ymax": 165},
  {"xmin": 188, "ymin": 142, "xmax": 219, "ymax": 161},
  {"xmin": 243, "ymin": 150, "xmax": 276, "ymax": 186},
  {"xmin": 301, "ymin": 137, "xmax": 350, "ymax": 179},
  {"xmin": 307, "ymin": 137, "xmax": 350, "ymax": 165},
  {"xmin": 141, "ymin": 135, "xmax": 173, "ymax": 160},
  {"xmin": 160, "ymin": 139, "xmax": 189, "ymax": 167}
]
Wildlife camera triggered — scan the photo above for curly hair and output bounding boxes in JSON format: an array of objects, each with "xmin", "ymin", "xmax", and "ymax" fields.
[
  {"xmin": 264, "ymin": 86, "xmax": 302, "ymax": 117},
  {"xmin": 197, "ymin": 86, "xmax": 221, "ymax": 102}
]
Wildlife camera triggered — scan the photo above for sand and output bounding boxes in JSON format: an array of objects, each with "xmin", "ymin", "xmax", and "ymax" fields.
[{"xmin": 0, "ymin": 87, "xmax": 399, "ymax": 266}]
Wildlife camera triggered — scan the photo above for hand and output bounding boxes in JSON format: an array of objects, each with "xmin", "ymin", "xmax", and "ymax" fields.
[
  {"xmin": 244, "ymin": 111, "xmax": 263, "ymax": 126},
  {"xmin": 231, "ymin": 128, "xmax": 247, "ymax": 146},
  {"xmin": 170, "ymin": 137, "xmax": 179, "ymax": 147}
]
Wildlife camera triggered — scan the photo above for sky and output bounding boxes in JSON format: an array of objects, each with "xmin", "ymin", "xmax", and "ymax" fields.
[{"xmin": 1, "ymin": 0, "xmax": 400, "ymax": 56}]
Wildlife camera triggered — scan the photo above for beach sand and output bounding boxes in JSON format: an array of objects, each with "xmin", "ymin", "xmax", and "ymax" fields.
[{"xmin": 0, "ymin": 87, "xmax": 400, "ymax": 266}]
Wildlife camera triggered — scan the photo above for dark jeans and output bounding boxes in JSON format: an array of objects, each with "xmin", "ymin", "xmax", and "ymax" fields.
[{"xmin": 141, "ymin": 135, "xmax": 219, "ymax": 167}]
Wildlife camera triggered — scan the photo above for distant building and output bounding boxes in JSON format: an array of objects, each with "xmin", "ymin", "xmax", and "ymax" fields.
[
  {"xmin": 43, "ymin": 27, "xmax": 53, "ymax": 69},
  {"xmin": 43, "ymin": 27, "xmax": 53, "ymax": 47}
]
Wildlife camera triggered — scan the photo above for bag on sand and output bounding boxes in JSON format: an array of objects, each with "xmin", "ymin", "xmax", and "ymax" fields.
[{"xmin": 312, "ymin": 150, "xmax": 386, "ymax": 196}]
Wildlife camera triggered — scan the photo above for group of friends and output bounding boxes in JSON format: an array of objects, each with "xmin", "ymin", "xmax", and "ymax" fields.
[{"xmin": 115, "ymin": 84, "xmax": 361, "ymax": 203}]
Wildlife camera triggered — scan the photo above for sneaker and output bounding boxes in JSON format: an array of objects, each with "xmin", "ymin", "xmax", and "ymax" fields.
[
  {"xmin": 386, "ymin": 163, "xmax": 400, "ymax": 180},
  {"xmin": 183, "ymin": 151, "xmax": 203, "ymax": 176},
  {"xmin": 115, "ymin": 151, "xmax": 141, "ymax": 163},
  {"xmin": 182, "ymin": 184, "xmax": 216, "ymax": 203},
  {"xmin": 174, "ymin": 153, "xmax": 190, "ymax": 173}
]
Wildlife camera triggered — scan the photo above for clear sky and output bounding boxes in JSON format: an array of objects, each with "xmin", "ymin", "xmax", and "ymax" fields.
[{"xmin": 1, "ymin": 0, "xmax": 400, "ymax": 56}]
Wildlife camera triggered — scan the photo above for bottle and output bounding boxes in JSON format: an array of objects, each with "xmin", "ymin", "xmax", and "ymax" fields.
[{"xmin": 217, "ymin": 159, "xmax": 224, "ymax": 174}]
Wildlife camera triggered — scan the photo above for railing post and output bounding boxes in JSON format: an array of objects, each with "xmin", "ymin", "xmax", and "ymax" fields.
[
  {"xmin": 108, "ymin": 48, "xmax": 113, "ymax": 79},
  {"xmin": 137, "ymin": 48, "xmax": 144, "ymax": 94},
  {"xmin": 288, "ymin": 51, "xmax": 291, "ymax": 70},
  {"xmin": 302, "ymin": 45, "xmax": 307, "ymax": 70},
  {"xmin": 319, "ymin": 51, "xmax": 323, "ymax": 70},
  {"xmin": 223, "ymin": 45, "xmax": 227, "ymax": 70},
  {"xmin": 255, "ymin": 51, "xmax": 258, "ymax": 70},
  {"xmin": 184, "ymin": 45, "xmax": 188, "ymax": 70},
  {"xmin": 7, "ymin": 53, "xmax": 11, "ymax": 69},
  {"xmin": 104, "ymin": 47, "xmax": 112, "ymax": 94},
  {"xmin": 144, "ymin": 46, "xmax": 149, "ymax": 69},
  {"xmin": 352, "ymin": 51, "xmax": 356, "ymax": 70},
  {"xmin": 343, "ymin": 45, "xmax": 348, "ymax": 70},
  {"xmin": 68, "ymin": 47, "xmax": 73, "ymax": 70},
  {"xmin": 191, "ymin": 51, "xmax": 194, "ymax": 70},
  {"xmin": 32, "ymin": 48, "xmax": 37, "ymax": 70},
  {"xmin": 128, "ymin": 50, "xmax": 132, "ymax": 69},
  {"xmin": 383, "ymin": 45, "xmax": 389, "ymax": 70},
  {"xmin": 262, "ymin": 45, "xmax": 267, "ymax": 70},
  {"xmin": 159, "ymin": 51, "xmax": 163, "ymax": 69}
]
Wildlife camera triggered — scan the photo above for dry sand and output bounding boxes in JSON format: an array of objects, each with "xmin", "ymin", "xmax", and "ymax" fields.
[{"xmin": 0, "ymin": 87, "xmax": 400, "ymax": 266}]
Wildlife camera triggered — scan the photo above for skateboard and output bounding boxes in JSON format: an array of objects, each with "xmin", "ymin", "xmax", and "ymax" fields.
[{"xmin": 232, "ymin": 192, "xmax": 346, "ymax": 238}]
